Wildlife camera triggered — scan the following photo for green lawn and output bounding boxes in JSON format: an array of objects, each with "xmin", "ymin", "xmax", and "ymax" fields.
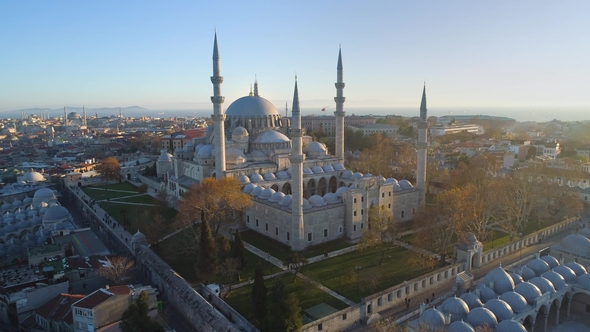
[
  {"xmin": 88, "ymin": 182, "xmax": 139, "ymax": 191},
  {"xmin": 114, "ymin": 194, "xmax": 156, "ymax": 205},
  {"xmin": 98, "ymin": 202, "xmax": 177, "ymax": 234},
  {"xmin": 224, "ymin": 273, "xmax": 349, "ymax": 324},
  {"xmin": 83, "ymin": 188, "xmax": 139, "ymax": 201},
  {"xmin": 240, "ymin": 230, "xmax": 354, "ymax": 263},
  {"xmin": 301, "ymin": 245, "xmax": 437, "ymax": 303}
]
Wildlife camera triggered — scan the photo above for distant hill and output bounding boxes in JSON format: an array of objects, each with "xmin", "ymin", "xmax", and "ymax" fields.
[{"xmin": 0, "ymin": 106, "xmax": 151, "ymax": 119}]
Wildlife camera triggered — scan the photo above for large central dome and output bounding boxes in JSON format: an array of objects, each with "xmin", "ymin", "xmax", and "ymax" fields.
[{"xmin": 226, "ymin": 95, "xmax": 280, "ymax": 117}]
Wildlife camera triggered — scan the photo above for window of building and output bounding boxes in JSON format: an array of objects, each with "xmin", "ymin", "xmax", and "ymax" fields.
[
  {"xmin": 354, "ymin": 211, "xmax": 357, "ymax": 216},
  {"xmin": 324, "ymin": 229, "xmax": 328, "ymax": 238},
  {"xmin": 353, "ymin": 225, "xmax": 357, "ymax": 231},
  {"xmin": 412, "ymin": 208, "xmax": 416, "ymax": 216},
  {"xmin": 247, "ymin": 215, "xmax": 250, "ymax": 223},
  {"xmin": 318, "ymin": 323, "xmax": 323, "ymax": 331},
  {"xmin": 275, "ymin": 227, "xmax": 279, "ymax": 236},
  {"xmin": 308, "ymin": 233, "xmax": 312, "ymax": 241},
  {"xmin": 256, "ymin": 219, "xmax": 259, "ymax": 227},
  {"xmin": 265, "ymin": 223, "xmax": 268, "ymax": 231},
  {"xmin": 361, "ymin": 223, "xmax": 364, "ymax": 229},
  {"xmin": 287, "ymin": 232, "xmax": 290, "ymax": 241},
  {"xmin": 382, "ymin": 192, "xmax": 385, "ymax": 198},
  {"xmin": 401, "ymin": 210, "xmax": 405, "ymax": 218},
  {"xmin": 388, "ymin": 203, "xmax": 391, "ymax": 208},
  {"xmin": 354, "ymin": 198, "xmax": 357, "ymax": 203},
  {"xmin": 338, "ymin": 226, "xmax": 343, "ymax": 234},
  {"xmin": 361, "ymin": 197, "xmax": 364, "ymax": 202},
  {"xmin": 389, "ymin": 191, "xmax": 392, "ymax": 197},
  {"xmin": 361, "ymin": 209, "xmax": 364, "ymax": 215}
]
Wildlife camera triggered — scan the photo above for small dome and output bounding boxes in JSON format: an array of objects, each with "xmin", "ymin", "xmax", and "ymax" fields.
[
  {"xmin": 578, "ymin": 227, "xmax": 590, "ymax": 238},
  {"xmin": 335, "ymin": 186, "xmax": 348, "ymax": 197},
  {"xmin": 226, "ymin": 148, "xmax": 246, "ymax": 164},
  {"xmin": 499, "ymin": 291, "xmax": 528, "ymax": 314},
  {"xmin": 132, "ymin": 230, "xmax": 147, "ymax": 243},
  {"xmin": 496, "ymin": 319, "xmax": 527, "ymax": 332},
  {"xmin": 31, "ymin": 216, "xmax": 42, "ymax": 225},
  {"xmin": 520, "ymin": 266, "xmax": 536, "ymax": 281},
  {"xmin": 526, "ymin": 258, "xmax": 550, "ymax": 277},
  {"xmin": 509, "ymin": 272, "xmax": 523, "ymax": 285},
  {"xmin": 205, "ymin": 125, "xmax": 214, "ymax": 133},
  {"xmin": 577, "ymin": 274, "xmax": 590, "ymax": 289},
  {"xmin": 308, "ymin": 195, "xmax": 327, "ymax": 207},
  {"xmin": 263, "ymin": 172, "xmax": 276, "ymax": 181},
  {"xmin": 268, "ymin": 191, "xmax": 285, "ymax": 203},
  {"xmin": 476, "ymin": 284, "xmax": 496, "ymax": 303},
  {"xmin": 238, "ymin": 175, "xmax": 251, "ymax": 184},
  {"xmin": 323, "ymin": 193, "xmax": 340, "ymax": 205},
  {"xmin": 17, "ymin": 220, "xmax": 31, "ymax": 230},
  {"xmin": 514, "ymin": 282, "xmax": 542, "ymax": 304},
  {"xmin": 194, "ymin": 143, "xmax": 205, "ymax": 153},
  {"xmin": 349, "ymin": 183, "xmax": 357, "ymax": 189},
  {"xmin": 276, "ymin": 171, "xmax": 290, "ymax": 179},
  {"xmin": 351, "ymin": 172, "xmax": 363, "ymax": 180},
  {"xmin": 559, "ymin": 234, "xmax": 590, "ymax": 256},
  {"xmin": 252, "ymin": 130, "xmax": 290, "ymax": 144},
  {"xmin": 333, "ymin": 163, "xmax": 345, "ymax": 171},
  {"xmin": 250, "ymin": 186, "xmax": 263, "ymax": 197},
  {"xmin": 174, "ymin": 147, "xmax": 183, "ymax": 154},
  {"xmin": 1, "ymin": 202, "xmax": 11, "ymax": 210},
  {"xmin": 12, "ymin": 199, "xmax": 22, "ymax": 207},
  {"xmin": 541, "ymin": 271, "xmax": 566, "ymax": 290},
  {"xmin": 303, "ymin": 167, "xmax": 313, "ymax": 175},
  {"xmin": 460, "ymin": 293, "xmax": 483, "ymax": 310},
  {"xmin": 302, "ymin": 198, "xmax": 312, "ymax": 210},
  {"xmin": 278, "ymin": 195, "xmax": 292, "ymax": 207},
  {"xmin": 565, "ymin": 262, "xmax": 588, "ymax": 276},
  {"xmin": 393, "ymin": 183, "xmax": 403, "ymax": 192},
  {"xmin": 242, "ymin": 183, "xmax": 257, "ymax": 194},
  {"xmin": 250, "ymin": 173, "xmax": 264, "ymax": 183},
  {"xmin": 419, "ymin": 308, "xmax": 446, "ymax": 328},
  {"xmin": 341, "ymin": 170, "xmax": 353, "ymax": 179},
  {"xmin": 399, "ymin": 179, "xmax": 414, "ymax": 189},
  {"xmin": 43, "ymin": 206, "xmax": 70, "ymax": 224},
  {"xmin": 22, "ymin": 171, "xmax": 45, "ymax": 183},
  {"xmin": 312, "ymin": 166, "xmax": 324, "ymax": 174},
  {"xmin": 305, "ymin": 142, "xmax": 328, "ymax": 158},
  {"xmin": 258, "ymin": 188, "xmax": 275, "ymax": 200},
  {"xmin": 484, "ymin": 299, "xmax": 513, "ymax": 322},
  {"xmin": 553, "ymin": 265, "xmax": 577, "ymax": 282},
  {"xmin": 196, "ymin": 144, "xmax": 214, "ymax": 157},
  {"xmin": 529, "ymin": 277, "xmax": 555, "ymax": 294},
  {"xmin": 322, "ymin": 164, "xmax": 334, "ymax": 172},
  {"xmin": 158, "ymin": 149, "xmax": 172, "ymax": 162},
  {"xmin": 540, "ymin": 255, "xmax": 559, "ymax": 269},
  {"xmin": 384, "ymin": 178, "xmax": 399, "ymax": 184},
  {"xmin": 23, "ymin": 196, "xmax": 32, "ymax": 204},
  {"xmin": 465, "ymin": 307, "xmax": 498, "ymax": 330},
  {"xmin": 441, "ymin": 296, "xmax": 470, "ymax": 322},
  {"xmin": 447, "ymin": 320, "xmax": 475, "ymax": 332},
  {"xmin": 232, "ymin": 126, "xmax": 249, "ymax": 137},
  {"xmin": 363, "ymin": 173, "xmax": 373, "ymax": 178},
  {"xmin": 484, "ymin": 266, "xmax": 515, "ymax": 294}
]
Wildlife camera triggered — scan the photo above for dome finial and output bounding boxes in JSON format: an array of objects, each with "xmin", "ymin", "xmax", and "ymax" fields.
[{"xmin": 249, "ymin": 84, "xmax": 253, "ymax": 96}]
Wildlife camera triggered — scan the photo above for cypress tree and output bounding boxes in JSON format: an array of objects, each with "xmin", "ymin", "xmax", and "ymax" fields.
[
  {"xmin": 196, "ymin": 213, "xmax": 217, "ymax": 283},
  {"xmin": 251, "ymin": 264, "xmax": 267, "ymax": 330},
  {"xmin": 267, "ymin": 279, "xmax": 302, "ymax": 332},
  {"xmin": 231, "ymin": 231, "xmax": 246, "ymax": 280}
]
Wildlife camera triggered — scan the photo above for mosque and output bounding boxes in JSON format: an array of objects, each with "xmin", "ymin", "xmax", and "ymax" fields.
[{"xmin": 157, "ymin": 34, "xmax": 428, "ymax": 250}]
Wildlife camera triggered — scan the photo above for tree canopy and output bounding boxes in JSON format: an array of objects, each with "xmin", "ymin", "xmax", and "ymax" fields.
[
  {"xmin": 95, "ymin": 156, "xmax": 120, "ymax": 188},
  {"xmin": 119, "ymin": 291, "xmax": 162, "ymax": 332}
]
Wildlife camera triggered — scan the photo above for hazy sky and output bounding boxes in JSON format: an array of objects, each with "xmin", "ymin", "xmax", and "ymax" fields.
[{"xmin": 1, "ymin": 1, "xmax": 589, "ymax": 113}]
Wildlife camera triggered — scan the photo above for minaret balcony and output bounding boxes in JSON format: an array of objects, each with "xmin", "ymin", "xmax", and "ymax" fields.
[{"xmin": 210, "ymin": 76, "xmax": 224, "ymax": 84}]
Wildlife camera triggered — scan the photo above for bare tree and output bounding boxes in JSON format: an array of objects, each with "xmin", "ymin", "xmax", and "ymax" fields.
[
  {"xmin": 96, "ymin": 256, "xmax": 135, "ymax": 285},
  {"xmin": 358, "ymin": 205, "xmax": 399, "ymax": 265}
]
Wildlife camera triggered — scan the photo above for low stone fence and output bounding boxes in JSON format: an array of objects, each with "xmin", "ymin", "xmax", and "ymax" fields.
[
  {"xmin": 195, "ymin": 284, "xmax": 258, "ymax": 332},
  {"xmin": 480, "ymin": 217, "xmax": 578, "ymax": 266},
  {"xmin": 301, "ymin": 262, "xmax": 465, "ymax": 332},
  {"xmin": 137, "ymin": 174, "xmax": 164, "ymax": 191}
]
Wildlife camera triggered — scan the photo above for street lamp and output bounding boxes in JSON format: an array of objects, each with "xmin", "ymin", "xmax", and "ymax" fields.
[{"xmin": 355, "ymin": 266, "xmax": 362, "ymax": 297}]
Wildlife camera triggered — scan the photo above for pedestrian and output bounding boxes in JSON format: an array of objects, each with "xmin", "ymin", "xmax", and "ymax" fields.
[
  {"xmin": 120, "ymin": 234, "xmax": 123, "ymax": 239},
  {"xmin": 406, "ymin": 301, "xmax": 409, "ymax": 310},
  {"xmin": 125, "ymin": 238, "xmax": 128, "ymax": 243},
  {"xmin": 432, "ymin": 292, "xmax": 435, "ymax": 301},
  {"xmin": 426, "ymin": 298, "xmax": 429, "ymax": 304}
]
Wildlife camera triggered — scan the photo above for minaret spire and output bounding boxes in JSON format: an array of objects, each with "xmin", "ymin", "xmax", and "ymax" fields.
[
  {"xmin": 334, "ymin": 46, "xmax": 346, "ymax": 161},
  {"xmin": 63, "ymin": 106, "xmax": 67, "ymax": 128},
  {"xmin": 290, "ymin": 77, "xmax": 305, "ymax": 251},
  {"xmin": 83, "ymin": 105, "xmax": 87, "ymax": 127},
  {"xmin": 211, "ymin": 32, "xmax": 226, "ymax": 179},
  {"xmin": 416, "ymin": 84, "xmax": 428, "ymax": 207},
  {"xmin": 253, "ymin": 76, "xmax": 259, "ymax": 96}
]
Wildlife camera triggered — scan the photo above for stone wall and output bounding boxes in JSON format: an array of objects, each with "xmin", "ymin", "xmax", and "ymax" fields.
[
  {"xmin": 480, "ymin": 217, "xmax": 578, "ymax": 266},
  {"xmin": 194, "ymin": 284, "xmax": 258, "ymax": 332},
  {"xmin": 136, "ymin": 174, "xmax": 164, "ymax": 191},
  {"xmin": 301, "ymin": 263, "xmax": 465, "ymax": 331}
]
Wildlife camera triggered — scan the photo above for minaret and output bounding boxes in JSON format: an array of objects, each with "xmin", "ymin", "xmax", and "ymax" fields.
[
  {"xmin": 119, "ymin": 108, "xmax": 122, "ymax": 118},
  {"xmin": 416, "ymin": 84, "xmax": 428, "ymax": 206},
  {"xmin": 63, "ymin": 107, "xmax": 67, "ymax": 128},
  {"xmin": 334, "ymin": 47, "xmax": 346, "ymax": 161},
  {"xmin": 83, "ymin": 106, "xmax": 87, "ymax": 127},
  {"xmin": 290, "ymin": 78, "xmax": 305, "ymax": 251},
  {"xmin": 211, "ymin": 32, "xmax": 226, "ymax": 179}
]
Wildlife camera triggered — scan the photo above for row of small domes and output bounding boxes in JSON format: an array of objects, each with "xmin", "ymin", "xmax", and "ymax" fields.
[
  {"xmin": 1, "ymin": 188, "xmax": 57, "ymax": 210},
  {"xmin": 243, "ymin": 184, "xmax": 350, "ymax": 208}
]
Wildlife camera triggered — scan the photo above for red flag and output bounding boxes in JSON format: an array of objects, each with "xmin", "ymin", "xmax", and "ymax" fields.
[{"xmin": 322, "ymin": 108, "xmax": 326, "ymax": 112}]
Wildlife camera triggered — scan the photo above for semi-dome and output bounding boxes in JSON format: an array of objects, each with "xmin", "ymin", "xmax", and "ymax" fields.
[
  {"xmin": 242, "ymin": 183, "xmax": 257, "ymax": 194},
  {"xmin": 577, "ymin": 274, "xmax": 590, "ymax": 289},
  {"xmin": 335, "ymin": 186, "xmax": 348, "ymax": 197},
  {"xmin": 441, "ymin": 296, "xmax": 470, "ymax": 322},
  {"xmin": 496, "ymin": 319, "xmax": 527, "ymax": 332},
  {"xmin": 250, "ymin": 173, "xmax": 264, "ymax": 183},
  {"xmin": 484, "ymin": 299, "xmax": 513, "ymax": 322},
  {"xmin": 276, "ymin": 171, "xmax": 290, "ymax": 179},
  {"xmin": 559, "ymin": 234, "xmax": 590, "ymax": 256},
  {"xmin": 540, "ymin": 255, "xmax": 559, "ymax": 269},
  {"xmin": 465, "ymin": 307, "xmax": 498, "ymax": 330},
  {"xmin": 323, "ymin": 193, "xmax": 340, "ymax": 205},
  {"xmin": 447, "ymin": 320, "xmax": 475, "ymax": 332},
  {"xmin": 499, "ymin": 291, "xmax": 528, "ymax": 314},
  {"xmin": 258, "ymin": 188, "xmax": 275, "ymax": 200},
  {"xmin": 250, "ymin": 186, "xmax": 263, "ymax": 197},
  {"xmin": 526, "ymin": 258, "xmax": 550, "ymax": 277},
  {"xmin": 333, "ymin": 163, "xmax": 345, "ymax": 171},
  {"xmin": 520, "ymin": 266, "xmax": 536, "ymax": 281},
  {"xmin": 553, "ymin": 265, "xmax": 577, "ymax": 282},
  {"xmin": 33, "ymin": 188, "xmax": 56, "ymax": 205},
  {"xmin": 226, "ymin": 148, "xmax": 246, "ymax": 164},
  {"xmin": 419, "ymin": 308, "xmax": 446, "ymax": 328},
  {"xmin": 514, "ymin": 282, "xmax": 542, "ymax": 304},
  {"xmin": 308, "ymin": 195, "xmax": 327, "ymax": 207},
  {"xmin": 22, "ymin": 170, "xmax": 45, "ymax": 183},
  {"xmin": 460, "ymin": 292, "xmax": 483, "ymax": 309},
  {"xmin": 541, "ymin": 271, "xmax": 566, "ymax": 290},
  {"xmin": 509, "ymin": 272, "xmax": 523, "ymax": 285},
  {"xmin": 278, "ymin": 195, "xmax": 292, "ymax": 207},
  {"xmin": 232, "ymin": 126, "xmax": 249, "ymax": 137},
  {"xmin": 43, "ymin": 205, "xmax": 70, "ymax": 224},
  {"xmin": 476, "ymin": 284, "xmax": 496, "ymax": 303},
  {"xmin": 238, "ymin": 175, "xmax": 251, "ymax": 184},
  {"xmin": 263, "ymin": 172, "xmax": 276, "ymax": 181},
  {"xmin": 252, "ymin": 130, "xmax": 290, "ymax": 144},
  {"xmin": 312, "ymin": 166, "xmax": 324, "ymax": 174},
  {"xmin": 399, "ymin": 179, "xmax": 414, "ymax": 189},
  {"xmin": 565, "ymin": 261, "xmax": 588, "ymax": 276},
  {"xmin": 226, "ymin": 95, "xmax": 280, "ymax": 117},
  {"xmin": 341, "ymin": 170, "xmax": 353, "ymax": 179},
  {"xmin": 268, "ymin": 191, "xmax": 285, "ymax": 203},
  {"xmin": 196, "ymin": 144, "xmax": 214, "ymax": 157},
  {"xmin": 484, "ymin": 266, "xmax": 515, "ymax": 294},
  {"xmin": 302, "ymin": 198, "xmax": 312, "ymax": 210},
  {"xmin": 323, "ymin": 164, "xmax": 334, "ymax": 172}
]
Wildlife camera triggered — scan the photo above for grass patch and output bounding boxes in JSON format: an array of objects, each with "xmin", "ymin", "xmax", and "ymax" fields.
[
  {"xmin": 114, "ymin": 194, "xmax": 156, "ymax": 205},
  {"xmin": 224, "ymin": 273, "xmax": 349, "ymax": 323},
  {"xmin": 240, "ymin": 230, "xmax": 354, "ymax": 263},
  {"xmin": 83, "ymin": 188, "xmax": 138, "ymax": 201},
  {"xmin": 98, "ymin": 202, "xmax": 177, "ymax": 234},
  {"xmin": 88, "ymin": 182, "xmax": 139, "ymax": 191},
  {"xmin": 302, "ymin": 245, "xmax": 437, "ymax": 303}
]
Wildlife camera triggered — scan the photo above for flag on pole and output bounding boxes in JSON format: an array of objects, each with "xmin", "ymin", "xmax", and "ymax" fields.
[{"xmin": 322, "ymin": 108, "xmax": 326, "ymax": 112}]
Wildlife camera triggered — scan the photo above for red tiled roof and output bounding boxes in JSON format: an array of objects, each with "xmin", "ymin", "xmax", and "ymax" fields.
[
  {"xmin": 108, "ymin": 285, "xmax": 131, "ymax": 295},
  {"xmin": 182, "ymin": 129, "xmax": 205, "ymax": 139},
  {"xmin": 72, "ymin": 289, "xmax": 113, "ymax": 309},
  {"xmin": 35, "ymin": 293, "xmax": 85, "ymax": 324}
]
